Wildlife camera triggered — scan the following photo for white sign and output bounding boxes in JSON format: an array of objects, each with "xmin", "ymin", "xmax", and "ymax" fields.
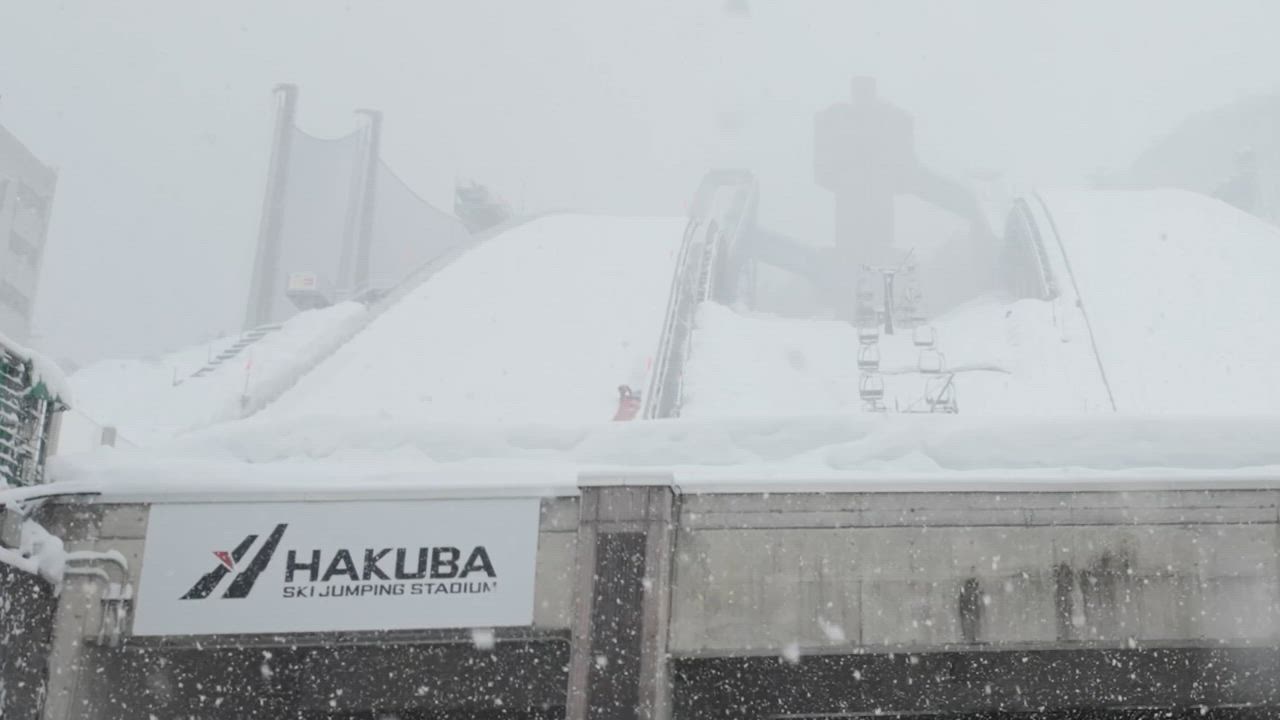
[
  {"xmin": 287, "ymin": 271, "xmax": 319, "ymax": 291},
  {"xmin": 132, "ymin": 499, "xmax": 541, "ymax": 636}
]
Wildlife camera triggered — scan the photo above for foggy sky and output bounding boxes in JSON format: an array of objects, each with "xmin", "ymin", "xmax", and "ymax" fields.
[{"xmin": 2, "ymin": 0, "xmax": 1278, "ymax": 364}]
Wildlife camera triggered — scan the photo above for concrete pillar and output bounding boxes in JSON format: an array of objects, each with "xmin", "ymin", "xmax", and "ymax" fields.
[
  {"xmin": 243, "ymin": 84, "xmax": 299, "ymax": 330},
  {"xmin": 0, "ymin": 565, "xmax": 56, "ymax": 720},
  {"xmin": 40, "ymin": 577, "xmax": 97, "ymax": 720},
  {"xmin": 567, "ymin": 482, "xmax": 677, "ymax": 720}
]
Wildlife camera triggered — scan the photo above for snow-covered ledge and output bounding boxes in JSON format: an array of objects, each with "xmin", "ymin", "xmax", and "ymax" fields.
[
  {"xmin": 0, "ymin": 493, "xmax": 128, "ymax": 597},
  {"xmin": 0, "ymin": 515, "xmax": 69, "ymax": 588}
]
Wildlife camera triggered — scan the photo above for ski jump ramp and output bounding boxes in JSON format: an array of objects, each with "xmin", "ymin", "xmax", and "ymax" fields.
[
  {"xmin": 259, "ymin": 214, "xmax": 687, "ymax": 426},
  {"xmin": 680, "ymin": 188, "xmax": 1280, "ymax": 417},
  {"xmin": 65, "ymin": 184, "xmax": 1280, "ymax": 440}
]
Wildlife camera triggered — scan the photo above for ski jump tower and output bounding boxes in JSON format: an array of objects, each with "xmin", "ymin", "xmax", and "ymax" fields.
[
  {"xmin": 814, "ymin": 77, "xmax": 995, "ymax": 315},
  {"xmin": 814, "ymin": 76, "xmax": 915, "ymax": 275}
]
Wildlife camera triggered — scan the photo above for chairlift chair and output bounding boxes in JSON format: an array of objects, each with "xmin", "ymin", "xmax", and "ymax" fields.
[
  {"xmin": 859, "ymin": 373, "xmax": 886, "ymax": 412},
  {"xmin": 925, "ymin": 374, "xmax": 958, "ymax": 414},
  {"xmin": 857, "ymin": 326, "xmax": 881, "ymax": 345},
  {"xmin": 857, "ymin": 344, "xmax": 881, "ymax": 371},
  {"xmin": 897, "ymin": 286, "xmax": 925, "ymax": 328},
  {"xmin": 913, "ymin": 325, "xmax": 937, "ymax": 348},
  {"xmin": 917, "ymin": 349, "xmax": 946, "ymax": 374}
]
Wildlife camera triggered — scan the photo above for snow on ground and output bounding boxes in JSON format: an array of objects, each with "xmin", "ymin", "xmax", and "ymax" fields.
[
  {"xmin": 258, "ymin": 214, "xmax": 687, "ymax": 425},
  {"xmin": 46, "ymin": 192, "xmax": 1280, "ymax": 491},
  {"xmin": 1040, "ymin": 189, "xmax": 1280, "ymax": 413},
  {"xmin": 686, "ymin": 189, "xmax": 1280, "ymax": 418},
  {"xmin": 67, "ymin": 303, "xmax": 367, "ymax": 446},
  {"xmin": 682, "ymin": 298, "xmax": 1109, "ymax": 417},
  {"xmin": 45, "ymin": 411, "xmax": 1280, "ymax": 495}
]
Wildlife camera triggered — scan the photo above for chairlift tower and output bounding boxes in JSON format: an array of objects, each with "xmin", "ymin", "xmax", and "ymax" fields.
[{"xmin": 864, "ymin": 264, "xmax": 899, "ymax": 335}]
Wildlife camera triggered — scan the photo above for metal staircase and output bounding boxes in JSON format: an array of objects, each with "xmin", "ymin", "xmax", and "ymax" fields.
[{"xmin": 180, "ymin": 324, "xmax": 284, "ymax": 384}]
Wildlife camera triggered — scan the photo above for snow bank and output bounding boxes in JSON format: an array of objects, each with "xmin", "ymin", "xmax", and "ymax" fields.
[
  {"xmin": 48, "ymin": 195, "xmax": 1280, "ymax": 491},
  {"xmin": 46, "ymin": 412, "xmax": 1280, "ymax": 493},
  {"xmin": 259, "ymin": 214, "xmax": 686, "ymax": 425},
  {"xmin": 68, "ymin": 303, "xmax": 367, "ymax": 446},
  {"xmin": 1040, "ymin": 189, "xmax": 1280, "ymax": 413},
  {"xmin": 0, "ymin": 518, "xmax": 67, "ymax": 588},
  {"xmin": 687, "ymin": 189, "xmax": 1280, "ymax": 417},
  {"xmin": 65, "ymin": 213, "xmax": 684, "ymax": 445},
  {"xmin": 683, "ymin": 299, "xmax": 1109, "ymax": 417}
]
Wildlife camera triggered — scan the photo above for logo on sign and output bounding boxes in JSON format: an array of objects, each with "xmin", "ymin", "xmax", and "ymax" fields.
[
  {"xmin": 181, "ymin": 524, "xmax": 289, "ymax": 600},
  {"xmin": 134, "ymin": 500, "xmax": 539, "ymax": 636},
  {"xmin": 177, "ymin": 523, "xmax": 499, "ymax": 601}
]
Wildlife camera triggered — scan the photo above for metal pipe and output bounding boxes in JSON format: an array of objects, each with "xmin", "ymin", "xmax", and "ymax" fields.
[{"xmin": 243, "ymin": 84, "xmax": 299, "ymax": 330}]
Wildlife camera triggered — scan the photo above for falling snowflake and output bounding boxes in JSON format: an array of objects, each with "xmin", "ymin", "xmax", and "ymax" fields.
[
  {"xmin": 817, "ymin": 616, "xmax": 847, "ymax": 643},
  {"xmin": 781, "ymin": 642, "xmax": 802, "ymax": 664},
  {"xmin": 471, "ymin": 627, "xmax": 496, "ymax": 650}
]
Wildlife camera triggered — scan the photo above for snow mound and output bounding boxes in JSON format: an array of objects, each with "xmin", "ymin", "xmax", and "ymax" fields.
[
  {"xmin": 682, "ymin": 298, "xmax": 1111, "ymax": 417},
  {"xmin": 259, "ymin": 214, "xmax": 686, "ymax": 425},
  {"xmin": 0, "ymin": 518, "xmax": 67, "ymax": 588},
  {"xmin": 47, "ymin": 412, "xmax": 1280, "ymax": 492},
  {"xmin": 68, "ymin": 303, "xmax": 367, "ymax": 446},
  {"xmin": 687, "ymin": 189, "xmax": 1280, "ymax": 417},
  {"xmin": 1041, "ymin": 189, "xmax": 1280, "ymax": 412},
  {"xmin": 50, "ymin": 192, "xmax": 1280, "ymax": 487}
]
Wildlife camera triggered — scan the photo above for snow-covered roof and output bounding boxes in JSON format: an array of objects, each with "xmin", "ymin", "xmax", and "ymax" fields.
[
  {"xmin": 0, "ymin": 330, "xmax": 70, "ymax": 404},
  {"xmin": 37, "ymin": 412, "xmax": 1280, "ymax": 500}
]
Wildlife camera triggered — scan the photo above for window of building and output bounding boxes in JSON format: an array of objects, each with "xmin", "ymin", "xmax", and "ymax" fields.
[
  {"xmin": 9, "ymin": 230, "xmax": 39, "ymax": 266},
  {"xmin": 14, "ymin": 182, "xmax": 45, "ymax": 213},
  {"xmin": 0, "ymin": 279, "xmax": 31, "ymax": 317},
  {"xmin": 11, "ymin": 182, "xmax": 49, "ymax": 238}
]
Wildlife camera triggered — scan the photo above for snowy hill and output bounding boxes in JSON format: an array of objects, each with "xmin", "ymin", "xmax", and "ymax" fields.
[
  {"xmin": 1043, "ymin": 189, "xmax": 1280, "ymax": 412},
  {"xmin": 1130, "ymin": 93, "xmax": 1280, "ymax": 221},
  {"xmin": 67, "ymin": 303, "xmax": 367, "ymax": 446},
  {"xmin": 66, "ymin": 214, "xmax": 686, "ymax": 445},
  {"xmin": 686, "ymin": 189, "xmax": 1280, "ymax": 417},
  {"xmin": 52, "ymin": 191, "xmax": 1280, "ymax": 485},
  {"xmin": 259, "ymin": 214, "xmax": 686, "ymax": 425}
]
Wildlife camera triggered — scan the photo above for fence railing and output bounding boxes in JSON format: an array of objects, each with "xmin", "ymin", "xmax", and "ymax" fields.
[{"xmin": 0, "ymin": 341, "xmax": 64, "ymax": 487}]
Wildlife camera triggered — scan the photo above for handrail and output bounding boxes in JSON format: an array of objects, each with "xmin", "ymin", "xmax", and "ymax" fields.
[
  {"xmin": 642, "ymin": 218, "xmax": 703, "ymax": 419},
  {"xmin": 1009, "ymin": 197, "xmax": 1058, "ymax": 300},
  {"xmin": 642, "ymin": 171, "xmax": 759, "ymax": 419}
]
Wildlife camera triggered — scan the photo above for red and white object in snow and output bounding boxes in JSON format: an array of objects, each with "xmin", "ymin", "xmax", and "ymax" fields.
[{"xmin": 613, "ymin": 385, "xmax": 642, "ymax": 421}]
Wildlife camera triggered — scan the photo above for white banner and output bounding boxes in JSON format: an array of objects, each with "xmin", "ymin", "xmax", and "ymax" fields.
[{"xmin": 132, "ymin": 498, "xmax": 540, "ymax": 636}]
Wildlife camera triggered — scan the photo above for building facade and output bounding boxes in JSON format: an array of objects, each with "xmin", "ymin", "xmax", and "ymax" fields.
[
  {"xmin": 0, "ymin": 122, "xmax": 56, "ymax": 344},
  {"xmin": 3, "ymin": 477, "xmax": 1278, "ymax": 720}
]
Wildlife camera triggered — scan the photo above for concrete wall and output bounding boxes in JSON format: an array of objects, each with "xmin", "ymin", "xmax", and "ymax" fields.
[
  {"xmin": 18, "ymin": 486, "xmax": 1280, "ymax": 719},
  {"xmin": 36, "ymin": 489, "xmax": 1280, "ymax": 656},
  {"xmin": 29, "ymin": 497, "xmax": 578, "ymax": 720},
  {"xmin": 0, "ymin": 542, "xmax": 57, "ymax": 719},
  {"xmin": 669, "ymin": 490, "xmax": 1280, "ymax": 654},
  {"xmin": 36, "ymin": 497, "xmax": 579, "ymax": 642}
]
